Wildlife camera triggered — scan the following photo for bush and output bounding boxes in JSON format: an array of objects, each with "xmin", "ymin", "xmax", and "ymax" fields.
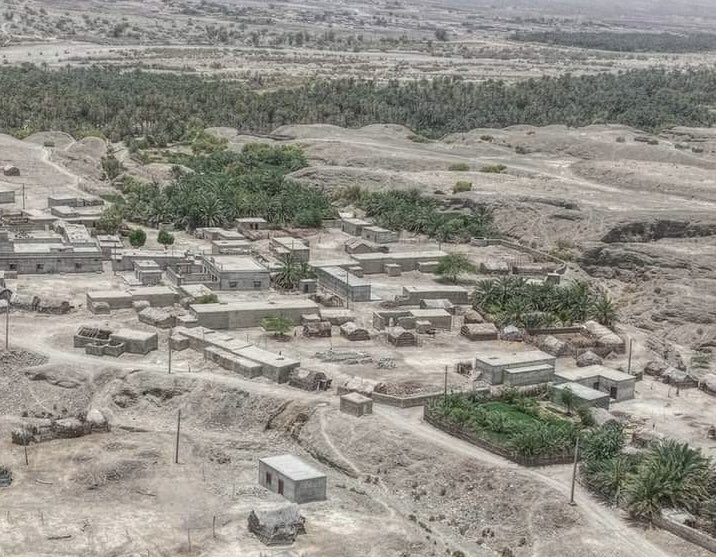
[
  {"xmin": 452, "ymin": 181, "xmax": 472, "ymax": 193},
  {"xmin": 194, "ymin": 293, "xmax": 219, "ymax": 304},
  {"xmin": 448, "ymin": 162, "xmax": 470, "ymax": 171},
  {"xmin": 479, "ymin": 164, "xmax": 507, "ymax": 173},
  {"xmin": 128, "ymin": 228, "xmax": 147, "ymax": 248},
  {"xmin": 157, "ymin": 229, "xmax": 174, "ymax": 247}
]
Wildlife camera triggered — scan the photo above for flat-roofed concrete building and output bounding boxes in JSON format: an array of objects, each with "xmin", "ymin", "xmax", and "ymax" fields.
[
  {"xmin": 313, "ymin": 265, "xmax": 371, "ymax": 302},
  {"xmin": 341, "ymin": 217, "xmax": 370, "ymax": 236},
  {"xmin": 398, "ymin": 285, "xmax": 470, "ymax": 306},
  {"xmin": 350, "ymin": 250, "xmax": 448, "ymax": 275},
  {"xmin": 200, "ymin": 255, "xmax": 270, "ymax": 290},
  {"xmin": 237, "ymin": 217, "xmax": 268, "ymax": 231},
  {"xmin": 110, "ymin": 328, "xmax": 158, "ymax": 355},
  {"xmin": 361, "ymin": 225, "xmax": 399, "ymax": 244},
  {"xmin": 0, "ymin": 228, "xmax": 102, "ymax": 274},
  {"xmin": 552, "ymin": 382, "xmax": 611, "ymax": 409},
  {"xmin": 475, "ymin": 349, "xmax": 556, "ymax": 386},
  {"xmin": 210, "ymin": 238, "xmax": 252, "ymax": 255},
  {"xmin": 97, "ymin": 235, "xmax": 123, "ymax": 258},
  {"xmin": 554, "ymin": 364, "xmax": 635, "ymax": 402},
  {"xmin": 133, "ymin": 259, "xmax": 162, "ymax": 286},
  {"xmin": 340, "ymin": 392, "xmax": 373, "ymax": 417},
  {"xmin": 270, "ymin": 236, "xmax": 310, "ymax": 262},
  {"xmin": 190, "ymin": 300, "xmax": 318, "ymax": 329},
  {"xmin": 258, "ymin": 454, "xmax": 327, "ymax": 504},
  {"xmin": 0, "ymin": 189, "xmax": 15, "ymax": 204}
]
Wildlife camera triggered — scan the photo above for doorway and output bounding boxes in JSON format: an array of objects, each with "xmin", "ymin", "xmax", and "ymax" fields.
[{"xmin": 278, "ymin": 479, "xmax": 284, "ymax": 495}]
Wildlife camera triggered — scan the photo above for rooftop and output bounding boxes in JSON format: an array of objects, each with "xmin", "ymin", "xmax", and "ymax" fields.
[
  {"xmin": 203, "ymin": 255, "xmax": 267, "ymax": 273},
  {"xmin": 476, "ymin": 349, "xmax": 555, "ymax": 368},
  {"xmin": 190, "ymin": 299, "xmax": 317, "ymax": 314},
  {"xmin": 318, "ymin": 266, "xmax": 371, "ymax": 287},
  {"xmin": 341, "ymin": 391, "xmax": 372, "ymax": 405},
  {"xmin": 557, "ymin": 364, "xmax": 634, "ymax": 383},
  {"xmin": 554, "ymin": 382, "xmax": 609, "ymax": 401},
  {"xmin": 259, "ymin": 454, "xmax": 325, "ymax": 481}
]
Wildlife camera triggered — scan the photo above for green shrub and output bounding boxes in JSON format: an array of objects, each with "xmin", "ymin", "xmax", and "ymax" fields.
[
  {"xmin": 452, "ymin": 181, "xmax": 472, "ymax": 193},
  {"xmin": 479, "ymin": 164, "xmax": 507, "ymax": 173},
  {"xmin": 194, "ymin": 293, "xmax": 219, "ymax": 304},
  {"xmin": 128, "ymin": 228, "xmax": 146, "ymax": 248},
  {"xmin": 448, "ymin": 162, "xmax": 470, "ymax": 171}
]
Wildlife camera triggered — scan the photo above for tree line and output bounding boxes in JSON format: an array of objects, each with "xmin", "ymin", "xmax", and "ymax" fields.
[
  {"xmin": 511, "ymin": 31, "xmax": 716, "ymax": 53},
  {"xmin": 1, "ymin": 64, "xmax": 715, "ymax": 144},
  {"xmin": 103, "ymin": 144, "xmax": 332, "ymax": 231}
]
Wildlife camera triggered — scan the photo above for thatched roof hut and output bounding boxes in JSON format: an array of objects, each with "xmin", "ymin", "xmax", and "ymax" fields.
[
  {"xmin": 386, "ymin": 327, "xmax": 417, "ymax": 347},
  {"xmin": 302, "ymin": 321, "xmax": 332, "ymax": 338},
  {"xmin": 340, "ymin": 321, "xmax": 370, "ymax": 341},
  {"xmin": 248, "ymin": 505, "xmax": 305, "ymax": 546},
  {"xmin": 288, "ymin": 369, "xmax": 331, "ymax": 392},
  {"xmin": 460, "ymin": 323, "xmax": 498, "ymax": 341},
  {"xmin": 463, "ymin": 309, "xmax": 484, "ymax": 324}
]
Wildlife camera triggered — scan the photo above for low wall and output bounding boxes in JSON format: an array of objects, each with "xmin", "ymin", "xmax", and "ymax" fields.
[
  {"xmin": 653, "ymin": 514, "xmax": 716, "ymax": 554},
  {"xmin": 372, "ymin": 391, "xmax": 443, "ymax": 409},
  {"xmin": 423, "ymin": 407, "xmax": 575, "ymax": 467},
  {"xmin": 472, "ymin": 238, "xmax": 567, "ymax": 271}
]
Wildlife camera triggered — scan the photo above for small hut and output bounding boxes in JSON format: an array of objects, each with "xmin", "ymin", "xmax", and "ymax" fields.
[
  {"xmin": 576, "ymin": 350, "xmax": 602, "ymax": 367},
  {"xmin": 463, "ymin": 309, "xmax": 484, "ymax": 324},
  {"xmin": 340, "ymin": 322, "xmax": 370, "ymax": 341},
  {"xmin": 539, "ymin": 335, "xmax": 568, "ymax": 357},
  {"xmin": 386, "ymin": 327, "xmax": 417, "ymax": 347},
  {"xmin": 248, "ymin": 505, "xmax": 305, "ymax": 546},
  {"xmin": 460, "ymin": 323, "xmax": 498, "ymax": 341},
  {"xmin": 288, "ymin": 369, "xmax": 332, "ymax": 392},
  {"xmin": 302, "ymin": 321, "xmax": 332, "ymax": 338}
]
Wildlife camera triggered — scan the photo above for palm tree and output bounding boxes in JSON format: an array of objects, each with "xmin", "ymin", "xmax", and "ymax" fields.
[
  {"xmin": 591, "ymin": 292, "xmax": 618, "ymax": 327},
  {"xmin": 559, "ymin": 385, "xmax": 576, "ymax": 415},
  {"xmin": 625, "ymin": 440, "xmax": 711, "ymax": 519},
  {"xmin": 273, "ymin": 255, "xmax": 313, "ymax": 291}
]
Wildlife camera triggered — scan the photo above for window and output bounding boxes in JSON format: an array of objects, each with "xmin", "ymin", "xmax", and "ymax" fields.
[
  {"xmin": 75, "ymin": 263, "xmax": 82, "ymax": 270},
  {"xmin": 8, "ymin": 264, "xmax": 16, "ymax": 271},
  {"xmin": 36, "ymin": 264, "xmax": 44, "ymax": 272},
  {"xmin": 610, "ymin": 386, "xmax": 618, "ymax": 399},
  {"xmin": 592, "ymin": 382, "xmax": 600, "ymax": 390},
  {"xmin": 253, "ymin": 280, "xmax": 262, "ymax": 289},
  {"xmin": 229, "ymin": 281, "xmax": 238, "ymax": 288},
  {"xmin": 266, "ymin": 472, "xmax": 272, "ymax": 485}
]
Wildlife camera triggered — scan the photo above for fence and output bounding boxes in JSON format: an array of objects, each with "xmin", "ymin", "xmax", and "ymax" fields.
[
  {"xmin": 372, "ymin": 391, "xmax": 444, "ymax": 409},
  {"xmin": 423, "ymin": 406, "xmax": 575, "ymax": 467},
  {"xmin": 653, "ymin": 514, "xmax": 716, "ymax": 554}
]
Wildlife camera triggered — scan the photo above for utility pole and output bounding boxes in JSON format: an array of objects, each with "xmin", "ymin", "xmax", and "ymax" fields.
[
  {"xmin": 168, "ymin": 327, "xmax": 173, "ymax": 375},
  {"xmin": 0, "ymin": 288, "xmax": 12, "ymax": 350},
  {"xmin": 22, "ymin": 183, "xmax": 25, "ymax": 210},
  {"xmin": 174, "ymin": 410, "xmax": 181, "ymax": 464},
  {"xmin": 626, "ymin": 339, "xmax": 633, "ymax": 376},
  {"xmin": 569, "ymin": 434, "xmax": 580, "ymax": 506},
  {"xmin": 444, "ymin": 365, "xmax": 448, "ymax": 404}
]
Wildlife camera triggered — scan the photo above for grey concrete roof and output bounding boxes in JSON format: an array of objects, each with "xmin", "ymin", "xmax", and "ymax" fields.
[
  {"xmin": 476, "ymin": 349, "xmax": 555, "ymax": 368},
  {"xmin": 558, "ymin": 365, "xmax": 634, "ymax": 383},
  {"xmin": 259, "ymin": 454, "xmax": 325, "ymax": 481},
  {"xmin": 341, "ymin": 391, "xmax": 372, "ymax": 404},
  {"xmin": 319, "ymin": 266, "xmax": 371, "ymax": 287},
  {"xmin": 554, "ymin": 382, "xmax": 609, "ymax": 401},
  {"xmin": 204, "ymin": 255, "xmax": 267, "ymax": 272}
]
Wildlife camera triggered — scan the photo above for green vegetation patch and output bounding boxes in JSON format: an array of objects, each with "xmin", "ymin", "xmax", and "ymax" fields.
[
  {"xmin": 1, "ymin": 65, "xmax": 716, "ymax": 144},
  {"xmin": 471, "ymin": 277, "xmax": 617, "ymax": 329},
  {"xmin": 117, "ymin": 144, "xmax": 332, "ymax": 230},
  {"xmin": 511, "ymin": 31, "xmax": 716, "ymax": 53},
  {"xmin": 359, "ymin": 189, "xmax": 493, "ymax": 243},
  {"xmin": 429, "ymin": 390, "xmax": 578, "ymax": 458}
]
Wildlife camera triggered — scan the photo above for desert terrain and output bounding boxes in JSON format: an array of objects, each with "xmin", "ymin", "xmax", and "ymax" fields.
[{"xmin": 0, "ymin": 0, "xmax": 715, "ymax": 557}]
